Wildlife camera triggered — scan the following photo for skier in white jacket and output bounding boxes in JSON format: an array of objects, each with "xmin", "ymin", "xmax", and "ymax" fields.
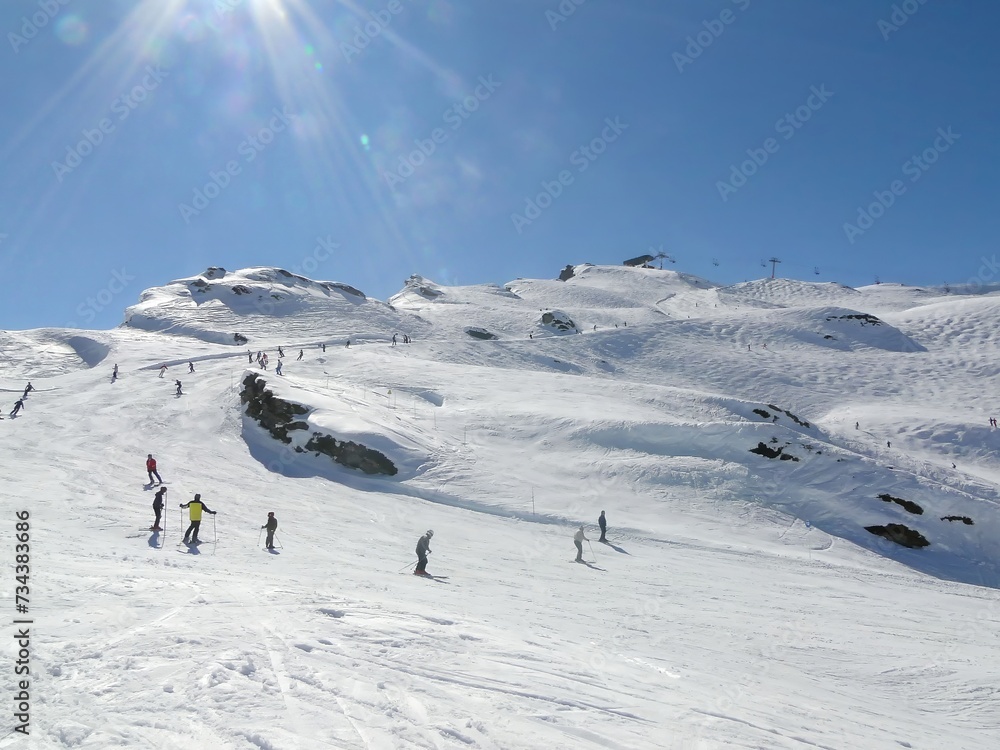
[{"xmin": 573, "ymin": 525, "xmax": 589, "ymax": 562}]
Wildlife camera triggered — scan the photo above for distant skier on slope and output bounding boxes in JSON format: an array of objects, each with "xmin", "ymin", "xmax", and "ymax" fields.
[
  {"xmin": 159, "ymin": 365, "xmax": 167, "ymax": 378},
  {"xmin": 151, "ymin": 486, "xmax": 167, "ymax": 530},
  {"xmin": 22, "ymin": 382, "xmax": 33, "ymax": 398},
  {"xmin": 146, "ymin": 454, "xmax": 162, "ymax": 485},
  {"xmin": 275, "ymin": 360, "xmax": 283, "ymax": 376},
  {"xmin": 391, "ymin": 334, "xmax": 397, "ymax": 346},
  {"xmin": 9, "ymin": 398, "xmax": 24, "ymax": 417},
  {"xmin": 598, "ymin": 511, "xmax": 607, "ymax": 543},
  {"xmin": 321, "ymin": 343, "xmax": 326, "ymax": 352},
  {"xmin": 296, "ymin": 349, "xmax": 303, "ymax": 360},
  {"xmin": 278, "ymin": 346, "xmax": 284, "ymax": 358},
  {"xmin": 248, "ymin": 351, "xmax": 253, "ymax": 363},
  {"xmin": 345, "ymin": 339, "xmax": 350, "ymax": 348},
  {"xmin": 180, "ymin": 494, "xmax": 215, "ymax": 544},
  {"xmin": 112, "ymin": 364, "xmax": 119, "ymax": 381},
  {"xmin": 188, "ymin": 362, "xmax": 194, "ymax": 373},
  {"xmin": 261, "ymin": 512, "xmax": 277, "ymax": 549},
  {"xmin": 175, "ymin": 380, "xmax": 183, "ymax": 396},
  {"xmin": 415, "ymin": 530, "xmax": 433, "ymax": 575},
  {"xmin": 574, "ymin": 525, "xmax": 589, "ymax": 562}
]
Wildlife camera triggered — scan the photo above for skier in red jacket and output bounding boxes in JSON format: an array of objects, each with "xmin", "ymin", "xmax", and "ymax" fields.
[{"xmin": 146, "ymin": 454, "xmax": 163, "ymax": 484}]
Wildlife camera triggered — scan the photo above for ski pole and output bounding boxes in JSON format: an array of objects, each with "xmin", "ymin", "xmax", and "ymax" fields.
[
  {"xmin": 273, "ymin": 532, "xmax": 283, "ymax": 549},
  {"xmin": 257, "ymin": 527, "xmax": 264, "ymax": 548},
  {"xmin": 213, "ymin": 515, "xmax": 217, "ymax": 544},
  {"xmin": 398, "ymin": 560, "xmax": 416, "ymax": 573},
  {"xmin": 588, "ymin": 540, "xmax": 597, "ymax": 562}
]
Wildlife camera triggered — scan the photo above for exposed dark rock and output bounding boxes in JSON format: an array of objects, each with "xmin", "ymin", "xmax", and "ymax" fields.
[
  {"xmin": 558, "ymin": 265, "xmax": 576, "ymax": 281},
  {"xmin": 465, "ymin": 327, "xmax": 498, "ymax": 340},
  {"xmin": 241, "ymin": 374, "xmax": 309, "ymax": 443},
  {"xmin": 877, "ymin": 493, "xmax": 924, "ymax": 515},
  {"xmin": 541, "ymin": 310, "xmax": 577, "ymax": 332},
  {"xmin": 234, "ymin": 333, "xmax": 248, "ymax": 345},
  {"xmin": 749, "ymin": 442, "xmax": 800, "ymax": 462},
  {"xmin": 323, "ymin": 282, "xmax": 366, "ymax": 299},
  {"xmin": 203, "ymin": 267, "xmax": 226, "ymax": 279},
  {"xmin": 767, "ymin": 404, "xmax": 810, "ymax": 428},
  {"xmin": 865, "ymin": 524, "xmax": 929, "ymax": 548},
  {"xmin": 823, "ymin": 335, "xmax": 835, "ymax": 340},
  {"xmin": 301, "ymin": 433, "xmax": 397, "ymax": 476},
  {"xmin": 941, "ymin": 515, "xmax": 974, "ymax": 525},
  {"xmin": 190, "ymin": 278, "xmax": 211, "ymax": 293},
  {"xmin": 753, "ymin": 408, "xmax": 772, "ymax": 419},
  {"xmin": 231, "ymin": 285, "xmax": 251, "ymax": 295},
  {"xmin": 241, "ymin": 373, "xmax": 397, "ymax": 476},
  {"xmin": 826, "ymin": 313, "xmax": 883, "ymax": 326}
]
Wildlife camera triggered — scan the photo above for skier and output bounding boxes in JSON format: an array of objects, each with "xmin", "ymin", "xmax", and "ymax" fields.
[
  {"xmin": 855, "ymin": 422, "xmax": 859, "ymax": 430},
  {"xmin": 598, "ymin": 511, "xmax": 607, "ymax": 543},
  {"xmin": 180, "ymin": 494, "xmax": 216, "ymax": 544},
  {"xmin": 321, "ymin": 343, "xmax": 326, "ymax": 352},
  {"xmin": 188, "ymin": 362, "xmax": 194, "ymax": 373},
  {"xmin": 345, "ymin": 339, "xmax": 350, "ymax": 348},
  {"xmin": 573, "ymin": 525, "xmax": 589, "ymax": 562},
  {"xmin": 261, "ymin": 512, "xmax": 277, "ymax": 549},
  {"xmin": 275, "ymin": 360, "xmax": 283, "ymax": 376},
  {"xmin": 392, "ymin": 334, "xmax": 397, "ymax": 346},
  {"xmin": 151, "ymin": 486, "xmax": 167, "ymax": 530},
  {"xmin": 415, "ymin": 530, "xmax": 433, "ymax": 575},
  {"xmin": 9, "ymin": 398, "xmax": 24, "ymax": 417},
  {"xmin": 146, "ymin": 454, "xmax": 162, "ymax": 485},
  {"xmin": 296, "ymin": 349, "xmax": 303, "ymax": 360},
  {"xmin": 175, "ymin": 380, "xmax": 183, "ymax": 396},
  {"xmin": 278, "ymin": 346, "xmax": 284, "ymax": 358},
  {"xmin": 248, "ymin": 351, "xmax": 253, "ymax": 363},
  {"xmin": 112, "ymin": 364, "xmax": 119, "ymax": 381},
  {"xmin": 23, "ymin": 382, "xmax": 33, "ymax": 398},
  {"xmin": 159, "ymin": 365, "xmax": 167, "ymax": 378},
  {"xmin": 887, "ymin": 440, "xmax": 891, "ymax": 448}
]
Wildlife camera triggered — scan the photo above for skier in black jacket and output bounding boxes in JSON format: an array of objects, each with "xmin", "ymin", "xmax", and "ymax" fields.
[
  {"xmin": 415, "ymin": 530, "xmax": 433, "ymax": 575},
  {"xmin": 598, "ymin": 511, "xmax": 607, "ymax": 543},
  {"xmin": 151, "ymin": 486, "xmax": 167, "ymax": 530},
  {"xmin": 262, "ymin": 512, "xmax": 277, "ymax": 549}
]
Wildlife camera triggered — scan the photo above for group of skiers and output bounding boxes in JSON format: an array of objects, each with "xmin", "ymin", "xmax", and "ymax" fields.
[
  {"xmin": 142, "ymin": 454, "xmax": 609, "ymax": 568},
  {"xmin": 8, "ymin": 382, "xmax": 32, "ymax": 417},
  {"xmin": 145, "ymin": 455, "xmax": 279, "ymax": 549}
]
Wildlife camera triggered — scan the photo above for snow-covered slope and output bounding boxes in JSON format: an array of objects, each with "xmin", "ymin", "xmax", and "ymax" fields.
[{"xmin": 2, "ymin": 265, "xmax": 999, "ymax": 749}]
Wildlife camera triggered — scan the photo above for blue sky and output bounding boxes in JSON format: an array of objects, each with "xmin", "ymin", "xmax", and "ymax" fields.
[{"xmin": 1, "ymin": 0, "xmax": 997, "ymax": 330}]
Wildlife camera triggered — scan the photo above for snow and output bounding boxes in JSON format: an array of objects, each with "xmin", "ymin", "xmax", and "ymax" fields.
[{"xmin": 1, "ymin": 265, "xmax": 998, "ymax": 749}]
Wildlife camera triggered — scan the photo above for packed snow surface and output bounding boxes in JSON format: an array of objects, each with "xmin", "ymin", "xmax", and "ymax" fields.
[{"xmin": 1, "ymin": 265, "xmax": 998, "ymax": 749}]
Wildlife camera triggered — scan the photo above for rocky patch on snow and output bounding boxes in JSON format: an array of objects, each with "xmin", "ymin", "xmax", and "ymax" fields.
[
  {"xmin": 241, "ymin": 374, "xmax": 397, "ymax": 476},
  {"xmin": 877, "ymin": 493, "xmax": 924, "ymax": 515},
  {"xmin": 865, "ymin": 524, "xmax": 929, "ymax": 548}
]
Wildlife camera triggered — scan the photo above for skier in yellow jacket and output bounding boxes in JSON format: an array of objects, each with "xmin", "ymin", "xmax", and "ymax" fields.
[{"xmin": 180, "ymin": 494, "xmax": 216, "ymax": 544}]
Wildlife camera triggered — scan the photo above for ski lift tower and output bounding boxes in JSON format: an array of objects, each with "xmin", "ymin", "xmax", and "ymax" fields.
[{"xmin": 768, "ymin": 257, "xmax": 781, "ymax": 279}]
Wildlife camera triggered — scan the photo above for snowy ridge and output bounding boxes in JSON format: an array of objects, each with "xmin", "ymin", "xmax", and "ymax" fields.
[{"xmin": 2, "ymin": 264, "xmax": 998, "ymax": 749}]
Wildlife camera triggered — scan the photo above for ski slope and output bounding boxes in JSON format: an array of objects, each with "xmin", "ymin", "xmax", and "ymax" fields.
[{"xmin": 1, "ymin": 265, "xmax": 998, "ymax": 749}]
